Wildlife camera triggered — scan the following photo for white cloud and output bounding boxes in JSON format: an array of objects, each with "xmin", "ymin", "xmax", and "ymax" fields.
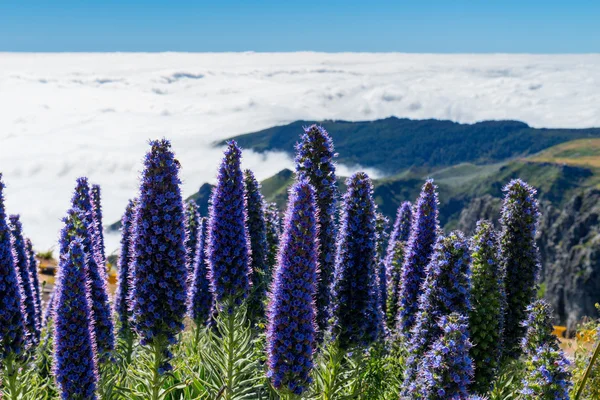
[{"xmin": 1, "ymin": 52, "xmax": 599, "ymax": 252}]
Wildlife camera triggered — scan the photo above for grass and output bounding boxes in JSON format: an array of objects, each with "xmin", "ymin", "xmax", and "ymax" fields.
[{"xmin": 530, "ymin": 139, "xmax": 600, "ymax": 169}]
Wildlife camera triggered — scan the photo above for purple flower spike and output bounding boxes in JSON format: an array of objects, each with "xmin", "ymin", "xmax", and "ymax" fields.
[
  {"xmin": 90, "ymin": 184, "xmax": 107, "ymax": 269},
  {"xmin": 131, "ymin": 139, "xmax": 188, "ymax": 369},
  {"xmin": 244, "ymin": 169, "xmax": 269, "ymax": 322},
  {"xmin": 68, "ymin": 178, "xmax": 115, "ymax": 361},
  {"xmin": 398, "ymin": 180, "xmax": 439, "ymax": 339},
  {"xmin": 402, "ymin": 231, "xmax": 471, "ymax": 398},
  {"xmin": 520, "ymin": 301, "xmax": 572, "ymax": 400},
  {"xmin": 295, "ymin": 124, "xmax": 338, "ymax": 336},
  {"xmin": 184, "ymin": 200, "xmax": 201, "ymax": 277},
  {"xmin": 114, "ymin": 199, "xmax": 136, "ymax": 337},
  {"xmin": 25, "ymin": 238, "xmax": 42, "ymax": 330},
  {"xmin": 53, "ymin": 237, "xmax": 99, "ymax": 400},
  {"xmin": 0, "ymin": 174, "xmax": 28, "ymax": 359},
  {"xmin": 265, "ymin": 202, "xmax": 282, "ymax": 270},
  {"xmin": 499, "ymin": 179, "xmax": 541, "ymax": 357},
  {"xmin": 417, "ymin": 313, "xmax": 474, "ymax": 400},
  {"xmin": 9, "ymin": 215, "xmax": 40, "ymax": 345},
  {"xmin": 206, "ymin": 141, "xmax": 252, "ymax": 311},
  {"xmin": 189, "ymin": 217, "xmax": 213, "ymax": 326},
  {"xmin": 330, "ymin": 172, "xmax": 384, "ymax": 349},
  {"xmin": 266, "ymin": 180, "xmax": 319, "ymax": 396}
]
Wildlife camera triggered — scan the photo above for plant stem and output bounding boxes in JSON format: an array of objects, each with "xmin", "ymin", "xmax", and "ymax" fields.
[
  {"xmin": 574, "ymin": 335, "xmax": 600, "ymax": 400},
  {"xmin": 226, "ymin": 310, "xmax": 235, "ymax": 400},
  {"xmin": 151, "ymin": 341, "xmax": 163, "ymax": 400},
  {"xmin": 5, "ymin": 354, "xmax": 20, "ymax": 400}
]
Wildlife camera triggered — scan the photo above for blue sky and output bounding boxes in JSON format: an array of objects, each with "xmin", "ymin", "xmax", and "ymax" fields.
[{"xmin": 1, "ymin": 0, "xmax": 599, "ymax": 52}]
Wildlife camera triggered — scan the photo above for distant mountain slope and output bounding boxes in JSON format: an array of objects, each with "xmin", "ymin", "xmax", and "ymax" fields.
[{"xmin": 222, "ymin": 117, "xmax": 600, "ymax": 173}]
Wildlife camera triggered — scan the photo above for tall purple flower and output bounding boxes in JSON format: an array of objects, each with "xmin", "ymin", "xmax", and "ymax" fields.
[
  {"xmin": 42, "ymin": 289, "xmax": 56, "ymax": 327},
  {"xmin": 385, "ymin": 240, "xmax": 405, "ymax": 329},
  {"xmin": 206, "ymin": 141, "xmax": 252, "ymax": 311},
  {"xmin": 0, "ymin": 174, "xmax": 27, "ymax": 359},
  {"xmin": 499, "ymin": 179, "xmax": 541, "ymax": 357},
  {"xmin": 90, "ymin": 184, "xmax": 106, "ymax": 269},
  {"xmin": 69, "ymin": 178, "xmax": 115, "ymax": 361},
  {"xmin": 184, "ymin": 200, "xmax": 201, "ymax": 276},
  {"xmin": 244, "ymin": 169, "xmax": 269, "ymax": 322},
  {"xmin": 9, "ymin": 215, "xmax": 40, "ymax": 344},
  {"xmin": 295, "ymin": 124, "xmax": 338, "ymax": 335},
  {"xmin": 521, "ymin": 301, "xmax": 572, "ymax": 400},
  {"xmin": 25, "ymin": 238, "xmax": 42, "ymax": 330},
  {"xmin": 53, "ymin": 237, "xmax": 98, "ymax": 400},
  {"xmin": 330, "ymin": 173, "xmax": 383, "ymax": 349},
  {"xmin": 114, "ymin": 199, "xmax": 136, "ymax": 337},
  {"xmin": 469, "ymin": 220, "xmax": 505, "ymax": 394},
  {"xmin": 131, "ymin": 139, "xmax": 188, "ymax": 370},
  {"xmin": 375, "ymin": 212, "xmax": 390, "ymax": 317},
  {"xmin": 265, "ymin": 202, "xmax": 281, "ymax": 270},
  {"xmin": 189, "ymin": 217, "xmax": 213, "ymax": 326},
  {"xmin": 417, "ymin": 313, "xmax": 474, "ymax": 400},
  {"xmin": 266, "ymin": 180, "xmax": 319, "ymax": 395},
  {"xmin": 398, "ymin": 180, "xmax": 439, "ymax": 339},
  {"xmin": 389, "ymin": 201, "xmax": 413, "ymax": 247},
  {"xmin": 402, "ymin": 231, "xmax": 471, "ymax": 399}
]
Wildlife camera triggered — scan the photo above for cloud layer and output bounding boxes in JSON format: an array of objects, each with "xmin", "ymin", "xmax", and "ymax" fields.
[{"xmin": 1, "ymin": 52, "xmax": 599, "ymax": 252}]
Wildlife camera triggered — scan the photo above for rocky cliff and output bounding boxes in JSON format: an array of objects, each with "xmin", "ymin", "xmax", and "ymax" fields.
[{"xmin": 458, "ymin": 191, "xmax": 600, "ymax": 331}]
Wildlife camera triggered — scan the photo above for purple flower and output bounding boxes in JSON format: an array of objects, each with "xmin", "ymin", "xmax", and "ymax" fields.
[
  {"xmin": 265, "ymin": 202, "xmax": 282, "ymax": 270},
  {"xmin": 266, "ymin": 180, "xmax": 319, "ymax": 395},
  {"xmin": 68, "ymin": 178, "xmax": 115, "ymax": 361},
  {"xmin": 469, "ymin": 220, "xmax": 505, "ymax": 394},
  {"xmin": 417, "ymin": 313, "xmax": 474, "ymax": 400},
  {"xmin": 184, "ymin": 200, "xmax": 201, "ymax": 277},
  {"xmin": 244, "ymin": 169, "xmax": 269, "ymax": 322},
  {"xmin": 206, "ymin": 141, "xmax": 252, "ymax": 311},
  {"xmin": 114, "ymin": 199, "xmax": 136, "ymax": 337},
  {"xmin": 188, "ymin": 217, "xmax": 213, "ymax": 326},
  {"xmin": 9, "ymin": 215, "xmax": 40, "ymax": 344},
  {"xmin": 402, "ymin": 231, "xmax": 471, "ymax": 398},
  {"xmin": 0, "ymin": 174, "xmax": 28, "ymax": 359},
  {"xmin": 25, "ymin": 238, "xmax": 42, "ymax": 331},
  {"xmin": 53, "ymin": 237, "xmax": 99, "ymax": 400},
  {"xmin": 330, "ymin": 172, "xmax": 384, "ymax": 349},
  {"xmin": 520, "ymin": 301, "xmax": 572, "ymax": 400},
  {"xmin": 90, "ymin": 184, "xmax": 107, "ymax": 270},
  {"xmin": 398, "ymin": 180, "xmax": 439, "ymax": 339},
  {"xmin": 295, "ymin": 125, "xmax": 338, "ymax": 335},
  {"xmin": 499, "ymin": 179, "xmax": 541, "ymax": 357},
  {"xmin": 375, "ymin": 212, "xmax": 390, "ymax": 319},
  {"xmin": 131, "ymin": 139, "xmax": 188, "ymax": 369}
]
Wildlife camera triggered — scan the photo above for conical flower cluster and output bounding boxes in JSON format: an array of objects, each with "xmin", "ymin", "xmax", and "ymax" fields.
[
  {"xmin": 9, "ymin": 214, "xmax": 40, "ymax": 344},
  {"xmin": 90, "ymin": 184, "xmax": 106, "ymax": 268},
  {"xmin": 206, "ymin": 141, "xmax": 252, "ymax": 311},
  {"xmin": 53, "ymin": 237, "xmax": 98, "ymax": 400},
  {"xmin": 265, "ymin": 202, "xmax": 281, "ymax": 270},
  {"xmin": 131, "ymin": 139, "xmax": 188, "ymax": 368},
  {"xmin": 398, "ymin": 180, "xmax": 439, "ymax": 338},
  {"xmin": 184, "ymin": 200, "xmax": 201, "ymax": 276},
  {"xmin": 188, "ymin": 217, "xmax": 213, "ymax": 326},
  {"xmin": 115, "ymin": 199, "xmax": 136, "ymax": 337},
  {"xmin": 385, "ymin": 201, "xmax": 412, "ymax": 329},
  {"xmin": 520, "ymin": 301, "xmax": 572, "ymax": 400},
  {"xmin": 295, "ymin": 124, "xmax": 338, "ymax": 334},
  {"xmin": 69, "ymin": 178, "xmax": 115, "ymax": 361},
  {"xmin": 331, "ymin": 173, "xmax": 383, "ymax": 349},
  {"xmin": 0, "ymin": 175, "xmax": 28, "ymax": 359},
  {"xmin": 469, "ymin": 220, "xmax": 505, "ymax": 394},
  {"xmin": 417, "ymin": 313, "xmax": 474, "ymax": 400},
  {"xmin": 266, "ymin": 180, "xmax": 319, "ymax": 396},
  {"xmin": 499, "ymin": 179, "xmax": 541, "ymax": 357},
  {"xmin": 375, "ymin": 212, "xmax": 390, "ymax": 316},
  {"xmin": 244, "ymin": 169, "xmax": 269, "ymax": 322},
  {"xmin": 25, "ymin": 238, "xmax": 42, "ymax": 330},
  {"xmin": 403, "ymin": 231, "xmax": 471, "ymax": 398}
]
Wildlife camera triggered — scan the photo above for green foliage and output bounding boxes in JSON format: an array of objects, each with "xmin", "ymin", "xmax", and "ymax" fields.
[
  {"xmin": 488, "ymin": 360, "xmax": 525, "ymax": 400},
  {"xmin": 571, "ymin": 309, "xmax": 600, "ymax": 400},
  {"xmin": 36, "ymin": 249, "xmax": 55, "ymax": 261}
]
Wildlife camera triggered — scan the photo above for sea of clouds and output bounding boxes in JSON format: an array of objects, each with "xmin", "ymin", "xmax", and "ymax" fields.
[{"xmin": 1, "ymin": 52, "xmax": 599, "ymax": 253}]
